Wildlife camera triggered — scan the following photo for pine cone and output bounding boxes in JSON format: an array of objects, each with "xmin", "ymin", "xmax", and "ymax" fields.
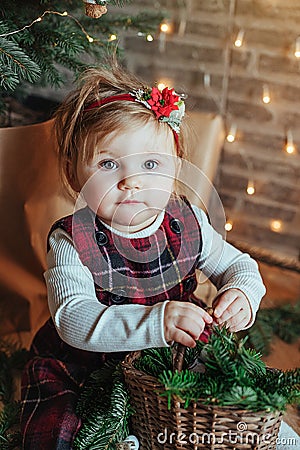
[{"xmin": 85, "ymin": 3, "xmax": 107, "ymax": 19}]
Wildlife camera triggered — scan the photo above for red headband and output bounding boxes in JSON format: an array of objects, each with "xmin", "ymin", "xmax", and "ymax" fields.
[
  {"xmin": 84, "ymin": 87, "xmax": 186, "ymax": 151},
  {"xmin": 84, "ymin": 93, "xmax": 136, "ymax": 111}
]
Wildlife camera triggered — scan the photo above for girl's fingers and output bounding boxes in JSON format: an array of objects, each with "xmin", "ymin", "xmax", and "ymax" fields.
[
  {"xmin": 216, "ymin": 303, "xmax": 243, "ymax": 323},
  {"xmin": 176, "ymin": 316, "xmax": 206, "ymax": 340},
  {"xmin": 164, "ymin": 301, "xmax": 213, "ymax": 346},
  {"xmin": 228, "ymin": 315, "xmax": 249, "ymax": 332},
  {"xmin": 187, "ymin": 303, "xmax": 213, "ymax": 324},
  {"xmin": 218, "ymin": 308, "xmax": 250, "ymax": 332},
  {"xmin": 172, "ymin": 329, "xmax": 197, "ymax": 348},
  {"xmin": 214, "ymin": 292, "xmax": 240, "ymax": 319},
  {"xmin": 215, "ymin": 296, "xmax": 249, "ymax": 323}
]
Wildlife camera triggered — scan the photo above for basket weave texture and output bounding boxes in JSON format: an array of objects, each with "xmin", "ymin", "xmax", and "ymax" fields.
[{"xmin": 122, "ymin": 351, "xmax": 283, "ymax": 450}]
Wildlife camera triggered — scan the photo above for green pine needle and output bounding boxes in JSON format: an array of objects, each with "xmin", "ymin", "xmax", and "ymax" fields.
[
  {"xmin": 0, "ymin": 0, "xmax": 164, "ymax": 115},
  {"xmin": 73, "ymin": 363, "xmax": 133, "ymax": 450},
  {"xmin": 0, "ymin": 402, "xmax": 22, "ymax": 450},
  {"xmin": 136, "ymin": 326, "xmax": 300, "ymax": 412},
  {"xmin": 246, "ymin": 300, "xmax": 300, "ymax": 355},
  {"xmin": 0, "ymin": 33, "xmax": 41, "ymax": 88},
  {"xmin": 0, "ymin": 341, "xmax": 30, "ymax": 405}
]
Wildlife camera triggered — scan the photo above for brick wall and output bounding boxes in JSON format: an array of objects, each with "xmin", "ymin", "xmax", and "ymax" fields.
[{"xmin": 119, "ymin": 0, "xmax": 300, "ymax": 259}]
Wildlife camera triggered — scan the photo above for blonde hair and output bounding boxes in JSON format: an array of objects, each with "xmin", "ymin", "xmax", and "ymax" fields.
[{"xmin": 53, "ymin": 61, "xmax": 189, "ymax": 195}]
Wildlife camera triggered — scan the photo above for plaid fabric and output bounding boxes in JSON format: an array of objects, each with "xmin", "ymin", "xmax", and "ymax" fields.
[
  {"xmin": 21, "ymin": 196, "xmax": 202, "ymax": 449},
  {"xmin": 21, "ymin": 319, "xmax": 107, "ymax": 450},
  {"xmin": 55, "ymin": 195, "xmax": 202, "ymax": 305}
]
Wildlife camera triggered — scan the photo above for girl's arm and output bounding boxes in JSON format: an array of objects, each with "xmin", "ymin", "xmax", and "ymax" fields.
[
  {"xmin": 45, "ymin": 228, "xmax": 169, "ymax": 352},
  {"xmin": 192, "ymin": 205, "xmax": 266, "ymax": 328}
]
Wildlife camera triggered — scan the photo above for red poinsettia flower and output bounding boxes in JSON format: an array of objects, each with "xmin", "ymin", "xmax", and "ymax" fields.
[{"xmin": 147, "ymin": 87, "xmax": 179, "ymax": 119}]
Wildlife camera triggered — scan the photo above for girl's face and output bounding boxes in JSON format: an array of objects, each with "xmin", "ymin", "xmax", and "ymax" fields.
[{"xmin": 75, "ymin": 122, "xmax": 179, "ymax": 232}]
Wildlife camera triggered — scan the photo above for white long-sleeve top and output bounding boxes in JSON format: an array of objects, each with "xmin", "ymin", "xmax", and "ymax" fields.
[{"xmin": 45, "ymin": 205, "xmax": 266, "ymax": 353}]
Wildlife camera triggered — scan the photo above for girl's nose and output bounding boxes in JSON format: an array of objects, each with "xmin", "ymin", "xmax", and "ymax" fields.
[{"xmin": 118, "ymin": 174, "xmax": 143, "ymax": 190}]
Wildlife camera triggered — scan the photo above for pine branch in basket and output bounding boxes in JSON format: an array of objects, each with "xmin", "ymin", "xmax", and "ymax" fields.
[{"xmin": 134, "ymin": 326, "xmax": 300, "ymax": 412}]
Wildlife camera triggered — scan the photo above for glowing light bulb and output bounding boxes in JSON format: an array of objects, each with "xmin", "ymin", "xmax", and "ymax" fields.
[
  {"xmin": 294, "ymin": 37, "xmax": 300, "ymax": 58},
  {"xmin": 286, "ymin": 143, "xmax": 296, "ymax": 154},
  {"xmin": 146, "ymin": 34, "xmax": 154, "ymax": 42},
  {"xmin": 247, "ymin": 180, "xmax": 255, "ymax": 195},
  {"xmin": 160, "ymin": 23, "xmax": 170, "ymax": 33},
  {"xmin": 109, "ymin": 34, "xmax": 117, "ymax": 41},
  {"xmin": 262, "ymin": 84, "xmax": 271, "ymax": 104},
  {"xmin": 226, "ymin": 124, "xmax": 237, "ymax": 143},
  {"xmin": 157, "ymin": 82, "xmax": 166, "ymax": 91},
  {"xmin": 234, "ymin": 29, "xmax": 245, "ymax": 48},
  {"xmin": 225, "ymin": 220, "xmax": 233, "ymax": 232},
  {"xmin": 270, "ymin": 219, "xmax": 282, "ymax": 233},
  {"xmin": 285, "ymin": 130, "xmax": 296, "ymax": 154}
]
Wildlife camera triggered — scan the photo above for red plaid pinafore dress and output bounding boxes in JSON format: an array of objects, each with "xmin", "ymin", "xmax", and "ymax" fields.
[{"xmin": 20, "ymin": 196, "xmax": 203, "ymax": 449}]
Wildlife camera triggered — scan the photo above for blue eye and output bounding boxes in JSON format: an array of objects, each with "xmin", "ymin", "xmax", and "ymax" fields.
[
  {"xmin": 143, "ymin": 160, "xmax": 158, "ymax": 170},
  {"xmin": 99, "ymin": 160, "xmax": 118, "ymax": 170}
]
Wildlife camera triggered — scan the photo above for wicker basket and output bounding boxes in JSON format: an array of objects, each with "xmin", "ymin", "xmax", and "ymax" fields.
[{"xmin": 122, "ymin": 351, "xmax": 283, "ymax": 450}]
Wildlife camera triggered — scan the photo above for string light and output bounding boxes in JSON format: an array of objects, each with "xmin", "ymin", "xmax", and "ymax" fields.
[
  {"xmin": 270, "ymin": 219, "xmax": 283, "ymax": 233},
  {"xmin": 225, "ymin": 220, "xmax": 233, "ymax": 232},
  {"xmin": 234, "ymin": 29, "xmax": 245, "ymax": 48},
  {"xmin": 294, "ymin": 36, "xmax": 300, "ymax": 58},
  {"xmin": 246, "ymin": 180, "xmax": 255, "ymax": 195},
  {"xmin": 262, "ymin": 84, "xmax": 271, "ymax": 104},
  {"xmin": 168, "ymin": 10, "xmax": 296, "ymax": 239},
  {"xmin": 159, "ymin": 22, "xmax": 170, "ymax": 52},
  {"xmin": 0, "ymin": 10, "xmax": 68, "ymax": 37},
  {"xmin": 160, "ymin": 22, "xmax": 170, "ymax": 33},
  {"xmin": 2, "ymin": 6, "xmax": 296, "ymax": 241},
  {"xmin": 0, "ymin": 10, "xmax": 95, "ymax": 44},
  {"xmin": 226, "ymin": 123, "xmax": 237, "ymax": 142},
  {"xmin": 157, "ymin": 82, "xmax": 166, "ymax": 91},
  {"xmin": 285, "ymin": 129, "xmax": 296, "ymax": 154}
]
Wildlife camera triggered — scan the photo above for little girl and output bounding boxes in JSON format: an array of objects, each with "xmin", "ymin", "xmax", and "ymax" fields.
[{"xmin": 20, "ymin": 62, "xmax": 266, "ymax": 449}]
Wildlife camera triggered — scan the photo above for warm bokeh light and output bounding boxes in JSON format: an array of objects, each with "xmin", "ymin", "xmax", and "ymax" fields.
[
  {"xmin": 270, "ymin": 219, "xmax": 283, "ymax": 233},
  {"xmin": 246, "ymin": 180, "xmax": 255, "ymax": 195},
  {"xmin": 285, "ymin": 130, "xmax": 296, "ymax": 154},
  {"xmin": 160, "ymin": 23, "xmax": 170, "ymax": 33},
  {"xmin": 234, "ymin": 29, "xmax": 244, "ymax": 47},
  {"xmin": 294, "ymin": 37, "xmax": 300, "ymax": 58},
  {"xmin": 285, "ymin": 143, "xmax": 296, "ymax": 154},
  {"xmin": 262, "ymin": 85, "xmax": 270, "ymax": 104},
  {"xmin": 157, "ymin": 82, "xmax": 166, "ymax": 91},
  {"xmin": 226, "ymin": 124, "xmax": 237, "ymax": 143},
  {"xmin": 225, "ymin": 220, "xmax": 233, "ymax": 231}
]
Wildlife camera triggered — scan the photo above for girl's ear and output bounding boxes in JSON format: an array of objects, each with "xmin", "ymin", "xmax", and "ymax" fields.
[{"xmin": 65, "ymin": 160, "xmax": 80, "ymax": 192}]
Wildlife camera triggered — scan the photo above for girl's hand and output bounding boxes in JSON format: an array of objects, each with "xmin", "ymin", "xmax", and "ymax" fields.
[
  {"xmin": 164, "ymin": 301, "xmax": 213, "ymax": 347},
  {"xmin": 213, "ymin": 288, "xmax": 252, "ymax": 332}
]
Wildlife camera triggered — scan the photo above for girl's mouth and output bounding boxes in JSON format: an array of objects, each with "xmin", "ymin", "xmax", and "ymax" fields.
[{"xmin": 118, "ymin": 199, "xmax": 142, "ymax": 204}]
